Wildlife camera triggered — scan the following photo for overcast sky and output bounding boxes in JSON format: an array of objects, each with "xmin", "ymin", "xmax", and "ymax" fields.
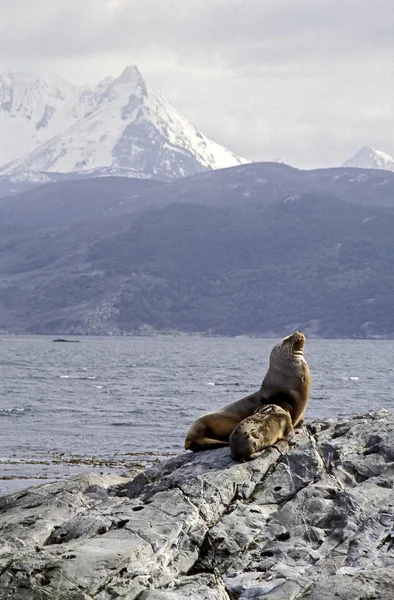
[{"xmin": 1, "ymin": 0, "xmax": 393, "ymax": 168}]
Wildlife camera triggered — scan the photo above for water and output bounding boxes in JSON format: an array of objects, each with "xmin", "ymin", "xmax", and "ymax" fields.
[{"xmin": 1, "ymin": 335, "xmax": 393, "ymax": 495}]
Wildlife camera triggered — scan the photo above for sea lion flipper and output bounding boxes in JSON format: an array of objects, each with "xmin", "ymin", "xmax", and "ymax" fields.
[
  {"xmin": 184, "ymin": 413, "xmax": 241, "ymax": 452},
  {"xmin": 185, "ymin": 438, "xmax": 230, "ymax": 452}
]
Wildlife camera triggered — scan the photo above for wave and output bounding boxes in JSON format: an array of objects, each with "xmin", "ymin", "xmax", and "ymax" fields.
[
  {"xmin": 59, "ymin": 375, "xmax": 97, "ymax": 380},
  {"xmin": 206, "ymin": 381, "xmax": 241, "ymax": 386},
  {"xmin": 0, "ymin": 407, "xmax": 32, "ymax": 417}
]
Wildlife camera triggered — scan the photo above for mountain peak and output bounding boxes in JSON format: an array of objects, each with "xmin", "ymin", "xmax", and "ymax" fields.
[
  {"xmin": 342, "ymin": 147, "xmax": 394, "ymax": 172},
  {"xmin": 115, "ymin": 65, "xmax": 143, "ymax": 84},
  {"xmin": 112, "ymin": 64, "xmax": 147, "ymax": 97},
  {"xmin": 0, "ymin": 65, "xmax": 249, "ymax": 181}
]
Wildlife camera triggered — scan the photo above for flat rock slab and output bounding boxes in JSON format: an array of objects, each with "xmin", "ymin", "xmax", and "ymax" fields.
[{"xmin": 1, "ymin": 410, "xmax": 394, "ymax": 599}]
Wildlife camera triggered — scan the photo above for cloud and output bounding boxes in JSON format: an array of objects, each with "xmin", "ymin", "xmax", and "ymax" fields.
[
  {"xmin": 3, "ymin": 1, "xmax": 393, "ymax": 64},
  {"xmin": 1, "ymin": 0, "xmax": 394, "ymax": 167}
]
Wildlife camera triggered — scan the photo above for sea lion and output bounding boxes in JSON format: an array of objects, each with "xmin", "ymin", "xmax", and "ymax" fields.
[
  {"xmin": 229, "ymin": 403, "xmax": 294, "ymax": 462},
  {"xmin": 184, "ymin": 331, "xmax": 310, "ymax": 452}
]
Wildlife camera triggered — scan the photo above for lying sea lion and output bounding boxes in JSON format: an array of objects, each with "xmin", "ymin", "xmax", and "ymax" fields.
[
  {"xmin": 184, "ymin": 331, "xmax": 310, "ymax": 452},
  {"xmin": 229, "ymin": 403, "xmax": 294, "ymax": 462}
]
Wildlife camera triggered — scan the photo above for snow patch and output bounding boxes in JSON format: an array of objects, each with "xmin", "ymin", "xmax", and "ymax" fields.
[{"xmin": 342, "ymin": 147, "xmax": 394, "ymax": 172}]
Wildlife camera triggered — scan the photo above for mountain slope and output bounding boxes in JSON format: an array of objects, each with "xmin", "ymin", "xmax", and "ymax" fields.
[
  {"xmin": 3, "ymin": 161, "xmax": 394, "ymax": 234},
  {"xmin": 1, "ymin": 163, "xmax": 394, "ymax": 337},
  {"xmin": 1, "ymin": 185, "xmax": 394, "ymax": 338},
  {"xmin": 0, "ymin": 172, "xmax": 80, "ymax": 198},
  {"xmin": 0, "ymin": 66, "xmax": 249, "ymax": 181},
  {"xmin": 342, "ymin": 146, "xmax": 394, "ymax": 172},
  {"xmin": 0, "ymin": 176, "xmax": 163, "ymax": 228},
  {"xmin": 0, "ymin": 70, "xmax": 84, "ymax": 167}
]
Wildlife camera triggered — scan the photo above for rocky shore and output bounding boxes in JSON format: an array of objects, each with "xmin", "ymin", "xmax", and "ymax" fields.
[{"xmin": 1, "ymin": 409, "xmax": 394, "ymax": 599}]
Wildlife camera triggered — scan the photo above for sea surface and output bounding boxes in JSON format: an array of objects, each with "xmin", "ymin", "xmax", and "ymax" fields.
[{"xmin": 1, "ymin": 335, "xmax": 393, "ymax": 495}]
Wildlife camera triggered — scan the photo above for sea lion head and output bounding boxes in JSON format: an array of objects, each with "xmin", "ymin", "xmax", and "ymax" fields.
[
  {"xmin": 262, "ymin": 331, "xmax": 310, "ymax": 426},
  {"xmin": 271, "ymin": 331, "xmax": 305, "ymax": 362}
]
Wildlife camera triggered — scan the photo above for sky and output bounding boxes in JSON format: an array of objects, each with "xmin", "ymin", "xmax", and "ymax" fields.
[{"xmin": 0, "ymin": 0, "xmax": 393, "ymax": 168}]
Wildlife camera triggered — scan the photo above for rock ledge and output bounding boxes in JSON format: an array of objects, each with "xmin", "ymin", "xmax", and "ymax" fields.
[{"xmin": 1, "ymin": 409, "xmax": 394, "ymax": 599}]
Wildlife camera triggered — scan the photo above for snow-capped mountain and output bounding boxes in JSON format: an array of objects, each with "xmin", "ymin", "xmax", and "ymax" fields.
[
  {"xmin": 0, "ymin": 66, "xmax": 249, "ymax": 181},
  {"xmin": 0, "ymin": 70, "xmax": 96, "ymax": 167},
  {"xmin": 342, "ymin": 147, "xmax": 394, "ymax": 172}
]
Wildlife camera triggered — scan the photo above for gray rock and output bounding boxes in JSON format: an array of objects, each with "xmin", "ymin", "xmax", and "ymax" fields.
[{"xmin": 1, "ymin": 410, "xmax": 394, "ymax": 599}]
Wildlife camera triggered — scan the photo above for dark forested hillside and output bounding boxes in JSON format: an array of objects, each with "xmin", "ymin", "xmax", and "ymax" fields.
[
  {"xmin": 0, "ymin": 166, "xmax": 393, "ymax": 338},
  {"xmin": 0, "ymin": 176, "xmax": 162, "ymax": 228}
]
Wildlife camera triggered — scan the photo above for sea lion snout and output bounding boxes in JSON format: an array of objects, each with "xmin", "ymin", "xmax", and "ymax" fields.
[
  {"xmin": 290, "ymin": 330, "xmax": 305, "ymax": 343},
  {"xmin": 288, "ymin": 331, "xmax": 305, "ymax": 353}
]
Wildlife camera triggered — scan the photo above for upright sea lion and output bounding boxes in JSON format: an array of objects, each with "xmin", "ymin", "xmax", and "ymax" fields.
[
  {"xmin": 229, "ymin": 403, "xmax": 294, "ymax": 462},
  {"xmin": 184, "ymin": 331, "xmax": 310, "ymax": 452}
]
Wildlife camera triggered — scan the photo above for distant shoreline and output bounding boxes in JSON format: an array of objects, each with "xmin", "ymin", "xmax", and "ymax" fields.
[{"xmin": 0, "ymin": 331, "xmax": 393, "ymax": 341}]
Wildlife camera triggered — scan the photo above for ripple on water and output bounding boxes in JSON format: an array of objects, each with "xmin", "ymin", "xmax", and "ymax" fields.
[{"xmin": 0, "ymin": 407, "xmax": 33, "ymax": 416}]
